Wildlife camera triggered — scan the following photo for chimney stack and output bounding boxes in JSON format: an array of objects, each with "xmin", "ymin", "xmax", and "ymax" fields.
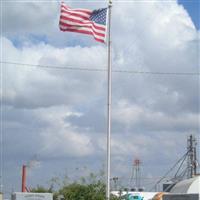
[{"xmin": 21, "ymin": 165, "xmax": 27, "ymax": 192}]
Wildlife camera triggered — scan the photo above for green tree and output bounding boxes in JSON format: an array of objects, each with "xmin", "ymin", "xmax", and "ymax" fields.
[
  {"xmin": 58, "ymin": 182, "xmax": 119, "ymax": 200},
  {"xmin": 31, "ymin": 168, "xmax": 121, "ymax": 200},
  {"xmin": 30, "ymin": 185, "xmax": 58, "ymax": 200},
  {"xmin": 31, "ymin": 185, "xmax": 53, "ymax": 193}
]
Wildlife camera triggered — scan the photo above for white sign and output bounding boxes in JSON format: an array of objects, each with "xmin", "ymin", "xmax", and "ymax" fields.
[{"xmin": 12, "ymin": 192, "xmax": 53, "ymax": 200}]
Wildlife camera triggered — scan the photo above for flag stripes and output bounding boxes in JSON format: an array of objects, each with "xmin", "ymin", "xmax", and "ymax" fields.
[{"xmin": 59, "ymin": 2, "xmax": 107, "ymax": 43}]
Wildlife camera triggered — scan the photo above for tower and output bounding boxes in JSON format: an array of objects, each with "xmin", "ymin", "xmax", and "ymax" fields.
[
  {"xmin": 187, "ymin": 135, "xmax": 197, "ymax": 178},
  {"xmin": 130, "ymin": 159, "xmax": 142, "ymax": 190}
]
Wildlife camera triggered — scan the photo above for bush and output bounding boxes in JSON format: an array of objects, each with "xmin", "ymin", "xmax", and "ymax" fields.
[{"xmin": 31, "ymin": 170, "xmax": 120, "ymax": 200}]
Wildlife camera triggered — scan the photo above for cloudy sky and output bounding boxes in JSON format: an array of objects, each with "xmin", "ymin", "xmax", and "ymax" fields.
[{"xmin": 1, "ymin": 0, "xmax": 199, "ymax": 197}]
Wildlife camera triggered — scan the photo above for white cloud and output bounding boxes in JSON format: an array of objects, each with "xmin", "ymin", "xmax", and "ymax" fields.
[
  {"xmin": 2, "ymin": 0, "xmax": 199, "ymax": 194},
  {"xmin": 112, "ymin": 99, "xmax": 199, "ymax": 132},
  {"xmin": 112, "ymin": 99, "xmax": 144, "ymax": 126},
  {"xmin": 2, "ymin": 36, "xmax": 107, "ymax": 109},
  {"xmin": 41, "ymin": 126, "xmax": 94, "ymax": 157},
  {"xmin": 30, "ymin": 106, "xmax": 94, "ymax": 157},
  {"xmin": 2, "ymin": 1, "xmax": 59, "ymax": 34}
]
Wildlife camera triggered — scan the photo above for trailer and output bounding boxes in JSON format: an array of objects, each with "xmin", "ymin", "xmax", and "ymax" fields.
[{"xmin": 12, "ymin": 192, "xmax": 53, "ymax": 200}]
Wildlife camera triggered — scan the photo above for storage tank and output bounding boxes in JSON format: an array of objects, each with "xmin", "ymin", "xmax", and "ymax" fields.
[
  {"xmin": 170, "ymin": 176, "xmax": 200, "ymax": 194},
  {"xmin": 11, "ymin": 192, "xmax": 53, "ymax": 200}
]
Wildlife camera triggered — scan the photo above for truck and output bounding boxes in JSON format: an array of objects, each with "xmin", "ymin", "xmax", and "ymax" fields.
[{"xmin": 12, "ymin": 192, "xmax": 53, "ymax": 200}]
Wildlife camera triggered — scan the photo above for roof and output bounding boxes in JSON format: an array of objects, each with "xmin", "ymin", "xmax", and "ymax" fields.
[{"xmin": 170, "ymin": 176, "xmax": 200, "ymax": 194}]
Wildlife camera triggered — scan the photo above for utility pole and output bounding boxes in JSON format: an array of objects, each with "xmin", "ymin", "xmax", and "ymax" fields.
[
  {"xmin": 187, "ymin": 135, "xmax": 197, "ymax": 178},
  {"xmin": 112, "ymin": 177, "xmax": 119, "ymax": 191}
]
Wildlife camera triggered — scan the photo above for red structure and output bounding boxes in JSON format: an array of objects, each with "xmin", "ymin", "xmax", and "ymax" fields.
[
  {"xmin": 133, "ymin": 159, "xmax": 142, "ymax": 188},
  {"xmin": 134, "ymin": 159, "xmax": 141, "ymax": 166},
  {"xmin": 21, "ymin": 165, "xmax": 27, "ymax": 192}
]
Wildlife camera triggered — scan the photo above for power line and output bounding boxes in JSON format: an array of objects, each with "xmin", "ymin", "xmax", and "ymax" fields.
[
  {"xmin": 1, "ymin": 61, "xmax": 200, "ymax": 76},
  {"xmin": 1, "ymin": 61, "xmax": 106, "ymax": 72}
]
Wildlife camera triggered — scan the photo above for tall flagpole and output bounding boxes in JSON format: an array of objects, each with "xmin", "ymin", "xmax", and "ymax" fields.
[{"xmin": 106, "ymin": 0, "xmax": 112, "ymax": 200}]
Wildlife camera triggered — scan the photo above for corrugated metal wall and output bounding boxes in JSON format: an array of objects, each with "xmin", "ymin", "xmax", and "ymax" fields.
[{"xmin": 163, "ymin": 194, "xmax": 199, "ymax": 200}]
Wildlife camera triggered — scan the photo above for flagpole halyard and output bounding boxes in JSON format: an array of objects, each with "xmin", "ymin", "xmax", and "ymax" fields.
[{"xmin": 106, "ymin": 1, "xmax": 112, "ymax": 200}]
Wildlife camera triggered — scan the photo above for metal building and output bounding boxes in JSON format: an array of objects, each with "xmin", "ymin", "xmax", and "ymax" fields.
[{"xmin": 163, "ymin": 194, "xmax": 199, "ymax": 200}]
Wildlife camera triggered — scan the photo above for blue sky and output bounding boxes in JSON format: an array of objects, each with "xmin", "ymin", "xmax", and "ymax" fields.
[{"xmin": 178, "ymin": 0, "xmax": 200, "ymax": 29}]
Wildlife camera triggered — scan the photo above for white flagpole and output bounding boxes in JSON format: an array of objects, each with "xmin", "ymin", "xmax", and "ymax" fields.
[{"xmin": 106, "ymin": 0, "xmax": 112, "ymax": 200}]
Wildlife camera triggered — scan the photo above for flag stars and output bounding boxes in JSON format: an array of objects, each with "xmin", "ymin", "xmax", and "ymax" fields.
[{"xmin": 90, "ymin": 8, "xmax": 107, "ymax": 25}]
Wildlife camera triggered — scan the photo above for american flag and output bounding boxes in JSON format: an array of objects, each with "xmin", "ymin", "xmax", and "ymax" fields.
[{"xmin": 59, "ymin": 2, "xmax": 107, "ymax": 43}]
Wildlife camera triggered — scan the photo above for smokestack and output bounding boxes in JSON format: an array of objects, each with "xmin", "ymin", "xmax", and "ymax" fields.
[{"xmin": 22, "ymin": 165, "xmax": 27, "ymax": 192}]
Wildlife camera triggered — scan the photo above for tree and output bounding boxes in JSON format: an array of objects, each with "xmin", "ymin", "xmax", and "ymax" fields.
[
  {"xmin": 30, "ymin": 185, "xmax": 58, "ymax": 200},
  {"xmin": 30, "ymin": 169, "xmax": 120, "ymax": 200},
  {"xmin": 58, "ymin": 182, "xmax": 119, "ymax": 200},
  {"xmin": 31, "ymin": 185, "xmax": 53, "ymax": 193}
]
